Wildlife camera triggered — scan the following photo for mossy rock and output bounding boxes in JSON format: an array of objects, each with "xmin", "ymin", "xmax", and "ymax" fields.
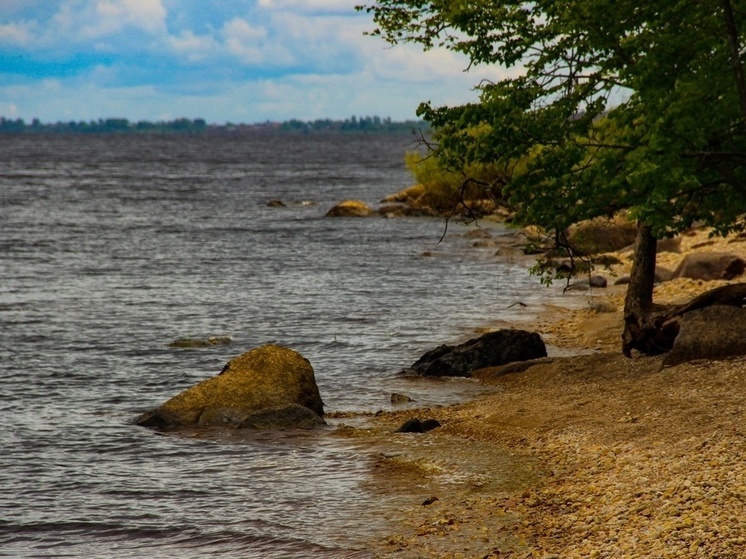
[
  {"xmin": 136, "ymin": 344, "xmax": 325, "ymax": 428},
  {"xmin": 326, "ymin": 199, "xmax": 373, "ymax": 217}
]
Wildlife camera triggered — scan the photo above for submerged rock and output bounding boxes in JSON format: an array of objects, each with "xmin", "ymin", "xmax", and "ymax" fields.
[
  {"xmin": 168, "ymin": 336, "xmax": 233, "ymax": 348},
  {"xmin": 136, "ymin": 344, "xmax": 325, "ymax": 429},
  {"xmin": 402, "ymin": 329, "xmax": 547, "ymax": 378}
]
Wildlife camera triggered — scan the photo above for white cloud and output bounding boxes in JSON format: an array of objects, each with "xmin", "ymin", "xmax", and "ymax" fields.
[
  {"xmin": 257, "ymin": 0, "xmax": 357, "ymax": 13},
  {"xmin": 167, "ymin": 29, "xmax": 221, "ymax": 62},
  {"xmin": 220, "ymin": 17, "xmax": 298, "ymax": 67},
  {"xmin": 221, "ymin": 17, "xmax": 270, "ymax": 65},
  {"xmin": 0, "ymin": 21, "xmax": 34, "ymax": 45},
  {"xmin": 54, "ymin": 0, "xmax": 167, "ymax": 41},
  {"xmin": 98, "ymin": 0, "xmax": 167, "ymax": 33},
  {"xmin": 0, "ymin": 2, "xmax": 518, "ymax": 123}
]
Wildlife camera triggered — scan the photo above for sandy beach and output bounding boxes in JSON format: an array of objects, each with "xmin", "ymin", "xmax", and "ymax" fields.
[{"xmin": 350, "ymin": 228, "xmax": 746, "ymax": 558}]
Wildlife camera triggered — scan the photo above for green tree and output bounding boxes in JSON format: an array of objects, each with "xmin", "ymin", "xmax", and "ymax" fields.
[{"xmin": 359, "ymin": 0, "xmax": 746, "ymax": 355}]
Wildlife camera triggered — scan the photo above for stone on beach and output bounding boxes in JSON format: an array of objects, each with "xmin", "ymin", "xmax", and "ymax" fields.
[
  {"xmin": 671, "ymin": 252, "xmax": 746, "ymax": 281},
  {"xmin": 402, "ymin": 329, "xmax": 547, "ymax": 377},
  {"xmin": 662, "ymin": 305, "xmax": 746, "ymax": 368},
  {"xmin": 135, "ymin": 344, "xmax": 325, "ymax": 429}
]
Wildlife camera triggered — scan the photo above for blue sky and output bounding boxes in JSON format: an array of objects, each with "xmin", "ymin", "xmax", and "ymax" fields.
[{"xmin": 0, "ymin": 0, "xmax": 510, "ymax": 124}]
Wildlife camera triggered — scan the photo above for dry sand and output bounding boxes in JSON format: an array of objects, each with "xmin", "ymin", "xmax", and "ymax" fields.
[{"xmin": 348, "ymin": 228, "xmax": 746, "ymax": 558}]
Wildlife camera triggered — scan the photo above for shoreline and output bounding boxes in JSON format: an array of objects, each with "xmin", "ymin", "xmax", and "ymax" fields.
[{"xmin": 355, "ymin": 227, "xmax": 746, "ymax": 558}]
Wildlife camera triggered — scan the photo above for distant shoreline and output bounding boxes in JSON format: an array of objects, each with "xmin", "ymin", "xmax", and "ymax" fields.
[{"xmin": 0, "ymin": 116, "xmax": 430, "ymax": 136}]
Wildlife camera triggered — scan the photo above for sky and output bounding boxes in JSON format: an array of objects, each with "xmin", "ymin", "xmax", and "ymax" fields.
[{"xmin": 0, "ymin": 0, "xmax": 512, "ymax": 124}]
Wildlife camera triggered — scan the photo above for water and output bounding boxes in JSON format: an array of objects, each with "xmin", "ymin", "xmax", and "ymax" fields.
[{"xmin": 0, "ymin": 133, "xmax": 575, "ymax": 558}]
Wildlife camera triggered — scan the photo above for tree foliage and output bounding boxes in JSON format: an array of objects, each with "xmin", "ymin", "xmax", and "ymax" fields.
[
  {"xmin": 360, "ymin": 0, "xmax": 746, "ymax": 355},
  {"xmin": 358, "ymin": 0, "xmax": 746, "ymax": 239}
]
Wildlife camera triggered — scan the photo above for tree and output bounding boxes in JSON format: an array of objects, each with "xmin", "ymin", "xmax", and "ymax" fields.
[{"xmin": 359, "ymin": 0, "xmax": 746, "ymax": 355}]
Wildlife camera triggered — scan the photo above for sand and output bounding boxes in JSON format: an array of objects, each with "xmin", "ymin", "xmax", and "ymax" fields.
[{"xmin": 350, "ymin": 228, "xmax": 746, "ymax": 558}]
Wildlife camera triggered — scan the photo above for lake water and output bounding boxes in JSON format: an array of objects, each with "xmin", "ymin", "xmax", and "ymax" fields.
[{"xmin": 0, "ymin": 132, "xmax": 576, "ymax": 558}]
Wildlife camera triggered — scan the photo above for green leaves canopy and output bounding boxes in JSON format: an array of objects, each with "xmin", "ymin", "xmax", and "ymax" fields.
[{"xmin": 359, "ymin": 0, "xmax": 746, "ymax": 237}]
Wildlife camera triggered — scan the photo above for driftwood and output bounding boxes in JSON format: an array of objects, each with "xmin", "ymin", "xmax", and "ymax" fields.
[{"xmin": 622, "ymin": 283, "xmax": 746, "ymax": 357}]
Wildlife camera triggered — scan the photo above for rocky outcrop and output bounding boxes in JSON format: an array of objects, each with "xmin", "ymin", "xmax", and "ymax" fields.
[
  {"xmin": 662, "ymin": 306, "xmax": 746, "ymax": 368},
  {"xmin": 136, "ymin": 344, "xmax": 325, "ymax": 429},
  {"xmin": 671, "ymin": 252, "xmax": 746, "ymax": 281},
  {"xmin": 325, "ymin": 200, "xmax": 373, "ymax": 217},
  {"xmin": 402, "ymin": 329, "xmax": 547, "ymax": 378}
]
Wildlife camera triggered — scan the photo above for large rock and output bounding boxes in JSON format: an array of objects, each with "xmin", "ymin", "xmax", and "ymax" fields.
[
  {"xmin": 402, "ymin": 329, "xmax": 547, "ymax": 377},
  {"xmin": 567, "ymin": 215, "xmax": 638, "ymax": 254},
  {"xmin": 672, "ymin": 252, "xmax": 746, "ymax": 281},
  {"xmin": 326, "ymin": 199, "xmax": 373, "ymax": 217},
  {"xmin": 136, "ymin": 345, "xmax": 325, "ymax": 429},
  {"xmin": 663, "ymin": 306, "xmax": 746, "ymax": 368}
]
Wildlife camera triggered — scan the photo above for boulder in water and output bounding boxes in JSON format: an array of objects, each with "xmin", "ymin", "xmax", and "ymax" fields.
[
  {"xmin": 136, "ymin": 344, "xmax": 325, "ymax": 429},
  {"xmin": 402, "ymin": 329, "xmax": 547, "ymax": 378},
  {"xmin": 325, "ymin": 200, "xmax": 373, "ymax": 217}
]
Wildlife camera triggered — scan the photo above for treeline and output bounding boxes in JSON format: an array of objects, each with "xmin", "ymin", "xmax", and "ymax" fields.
[
  {"xmin": 0, "ymin": 115, "xmax": 427, "ymax": 135},
  {"xmin": 279, "ymin": 115, "xmax": 427, "ymax": 134}
]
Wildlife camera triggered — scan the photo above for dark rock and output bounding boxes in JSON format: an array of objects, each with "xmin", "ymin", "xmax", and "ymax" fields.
[
  {"xmin": 237, "ymin": 404, "xmax": 326, "ymax": 429},
  {"xmin": 168, "ymin": 335, "xmax": 233, "ymax": 348},
  {"xmin": 590, "ymin": 275, "xmax": 608, "ymax": 288},
  {"xmin": 396, "ymin": 418, "xmax": 441, "ymax": 433},
  {"xmin": 566, "ymin": 276, "xmax": 607, "ymax": 290},
  {"xmin": 403, "ymin": 329, "xmax": 547, "ymax": 378},
  {"xmin": 267, "ymin": 200, "xmax": 286, "ymax": 207},
  {"xmin": 662, "ymin": 306, "xmax": 746, "ymax": 368},
  {"xmin": 593, "ymin": 254, "xmax": 624, "ymax": 267},
  {"xmin": 471, "ymin": 357, "xmax": 555, "ymax": 382},
  {"xmin": 135, "ymin": 344, "xmax": 324, "ymax": 429},
  {"xmin": 422, "ymin": 496, "xmax": 440, "ymax": 506},
  {"xmin": 391, "ymin": 393, "xmax": 414, "ymax": 403},
  {"xmin": 556, "ymin": 259, "xmax": 591, "ymax": 276},
  {"xmin": 672, "ymin": 252, "xmax": 746, "ymax": 281}
]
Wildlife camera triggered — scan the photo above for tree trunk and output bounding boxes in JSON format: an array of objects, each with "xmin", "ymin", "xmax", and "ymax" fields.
[
  {"xmin": 721, "ymin": 0, "xmax": 746, "ymax": 123},
  {"xmin": 622, "ymin": 222, "xmax": 659, "ymax": 356},
  {"xmin": 621, "ymin": 222, "xmax": 746, "ymax": 356}
]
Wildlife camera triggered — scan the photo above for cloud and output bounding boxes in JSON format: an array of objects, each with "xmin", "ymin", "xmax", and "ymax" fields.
[
  {"xmin": 257, "ymin": 0, "xmax": 358, "ymax": 14},
  {"xmin": 166, "ymin": 29, "xmax": 223, "ymax": 63},
  {"xmin": 221, "ymin": 17, "xmax": 272, "ymax": 65},
  {"xmin": 0, "ymin": 1, "xmax": 517, "ymax": 123},
  {"xmin": 52, "ymin": 0, "xmax": 166, "ymax": 42},
  {"xmin": 0, "ymin": 21, "xmax": 34, "ymax": 46},
  {"xmin": 97, "ymin": 0, "xmax": 167, "ymax": 33}
]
